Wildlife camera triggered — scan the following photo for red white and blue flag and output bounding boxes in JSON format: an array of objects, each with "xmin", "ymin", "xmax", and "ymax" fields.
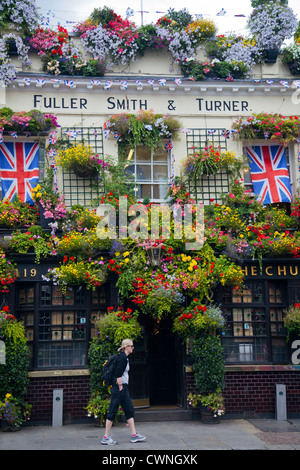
[
  {"xmin": 0, "ymin": 141, "xmax": 39, "ymax": 203},
  {"xmin": 246, "ymin": 145, "xmax": 292, "ymax": 204}
]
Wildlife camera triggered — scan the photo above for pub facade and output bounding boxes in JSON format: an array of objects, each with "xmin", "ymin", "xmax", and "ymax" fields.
[{"xmin": 1, "ymin": 7, "xmax": 300, "ymax": 423}]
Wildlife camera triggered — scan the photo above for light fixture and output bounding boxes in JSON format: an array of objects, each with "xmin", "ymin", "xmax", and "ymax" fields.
[{"xmin": 147, "ymin": 245, "xmax": 162, "ymax": 267}]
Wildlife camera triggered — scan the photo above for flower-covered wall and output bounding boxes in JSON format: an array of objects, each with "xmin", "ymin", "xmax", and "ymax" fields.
[{"xmin": 1, "ymin": 2, "xmax": 300, "ymax": 424}]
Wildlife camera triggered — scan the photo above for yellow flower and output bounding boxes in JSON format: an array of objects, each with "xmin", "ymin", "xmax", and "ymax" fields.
[{"xmin": 124, "ymin": 258, "xmax": 130, "ymax": 264}]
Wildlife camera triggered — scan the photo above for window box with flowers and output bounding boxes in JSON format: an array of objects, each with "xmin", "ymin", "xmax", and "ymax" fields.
[
  {"xmin": 104, "ymin": 109, "xmax": 181, "ymax": 155},
  {"xmin": 43, "ymin": 257, "xmax": 108, "ymax": 294},
  {"xmin": 0, "ymin": 107, "xmax": 59, "ymax": 136},
  {"xmin": 6, "ymin": 227, "xmax": 53, "ymax": 264},
  {"xmin": 232, "ymin": 112, "xmax": 300, "ymax": 146},
  {"xmin": 0, "ymin": 197, "xmax": 39, "ymax": 229}
]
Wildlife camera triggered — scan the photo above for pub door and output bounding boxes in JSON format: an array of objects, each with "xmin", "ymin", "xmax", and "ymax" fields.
[
  {"xmin": 148, "ymin": 317, "xmax": 178, "ymax": 406},
  {"xmin": 129, "ymin": 317, "xmax": 183, "ymax": 408}
]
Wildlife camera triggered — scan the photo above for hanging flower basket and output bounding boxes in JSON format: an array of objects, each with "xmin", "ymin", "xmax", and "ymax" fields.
[
  {"xmin": 264, "ymin": 48, "xmax": 279, "ymax": 64},
  {"xmin": 56, "ymin": 143, "xmax": 105, "ymax": 178},
  {"xmin": 72, "ymin": 165, "xmax": 98, "ymax": 178}
]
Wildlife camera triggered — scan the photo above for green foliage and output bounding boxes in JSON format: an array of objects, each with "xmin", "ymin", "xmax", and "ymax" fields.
[
  {"xmin": 173, "ymin": 303, "xmax": 225, "ymax": 341},
  {"xmin": 251, "ymin": 0, "xmax": 288, "ymax": 6},
  {"xmin": 9, "ymin": 226, "xmax": 51, "ymax": 263},
  {"xmin": 283, "ymin": 303, "xmax": 300, "ymax": 341},
  {"xmin": 0, "ymin": 314, "xmax": 30, "ymax": 402},
  {"xmin": 95, "ymin": 308, "xmax": 142, "ymax": 346},
  {"xmin": 166, "ymin": 8, "xmax": 193, "ymax": 28},
  {"xmin": 191, "ymin": 335, "xmax": 225, "ymax": 394},
  {"xmin": 88, "ymin": 338, "xmax": 114, "ymax": 395},
  {"xmin": 89, "ymin": 6, "xmax": 116, "ymax": 26}
]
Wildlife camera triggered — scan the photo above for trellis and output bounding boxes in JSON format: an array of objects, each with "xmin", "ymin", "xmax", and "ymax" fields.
[
  {"xmin": 186, "ymin": 128, "xmax": 230, "ymax": 205},
  {"xmin": 60, "ymin": 127, "xmax": 105, "ymax": 208}
]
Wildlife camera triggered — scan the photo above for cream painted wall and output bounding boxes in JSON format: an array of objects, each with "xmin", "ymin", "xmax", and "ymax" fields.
[{"xmin": 2, "ymin": 46, "xmax": 300, "ymax": 195}]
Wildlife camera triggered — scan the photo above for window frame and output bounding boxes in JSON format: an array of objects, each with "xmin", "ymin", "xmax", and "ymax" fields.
[
  {"xmin": 123, "ymin": 144, "xmax": 171, "ymax": 203},
  {"xmin": 220, "ymin": 279, "xmax": 289, "ymax": 364},
  {"xmin": 15, "ymin": 281, "xmax": 109, "ymax": 370}
]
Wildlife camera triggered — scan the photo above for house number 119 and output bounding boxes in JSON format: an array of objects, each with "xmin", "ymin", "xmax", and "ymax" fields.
[{"xmin": 22, "ymin": 268, "xmax": 37, "ymax": 278}]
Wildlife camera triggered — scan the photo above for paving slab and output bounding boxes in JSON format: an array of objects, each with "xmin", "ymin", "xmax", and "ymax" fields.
[{"xmin": 0, "ymin": 419, "xmax": 269, "ymax": 451}]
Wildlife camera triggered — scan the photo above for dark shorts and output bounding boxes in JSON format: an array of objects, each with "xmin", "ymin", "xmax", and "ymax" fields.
[{"xmin": 107, "ymin": 384, "xmax": 134, "ymax": 421}]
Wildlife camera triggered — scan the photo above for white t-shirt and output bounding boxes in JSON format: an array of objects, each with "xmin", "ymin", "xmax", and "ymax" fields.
[{"xmin": 122, "ymin": 359, "xmax": 129, "ymax": 384}]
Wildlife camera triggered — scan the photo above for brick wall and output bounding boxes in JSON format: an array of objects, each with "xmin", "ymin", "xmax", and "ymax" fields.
[
  {"xmin": 25, "ymin": 375, "xmax": 90, "ymax": 424},
  {"xmin": 26, "ymin": 368, "xmax": 300, "ymax": 423},
  {"xmin": 186, "ymin": 368, "xmax": 300, "ymax": 418}
]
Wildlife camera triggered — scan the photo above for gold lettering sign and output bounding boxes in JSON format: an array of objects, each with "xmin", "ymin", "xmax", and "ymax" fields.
[
  {"xmin": 251, "ymin": 266, "xmax": 257, "ymax": 276},
  {"xmin": 265, "ymin": 266, "xmax": 273, "ymax": 276},
  {"xmin": 243, "ymin": 264, "xmax": 299, "ymax": 278},
  {"xmin": 277, "ymin": 266, "xmax": 287, "ymax": 276},
  {"xmin": 290, "ymin": 265, "xmax": 299, "ymax": 276}
]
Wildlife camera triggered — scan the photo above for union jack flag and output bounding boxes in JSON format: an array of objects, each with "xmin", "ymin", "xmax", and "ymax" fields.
[
  {"xmin": 246, "ymin": 145, "xmax": 292, "ymax": 204},
  {"xmin": 0, "ymin": 142, "xmax": 39, "ymax": 203}
]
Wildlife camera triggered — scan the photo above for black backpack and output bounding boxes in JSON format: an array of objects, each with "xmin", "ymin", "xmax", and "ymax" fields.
[{"xmin": 102, "ymin": 353, "xmax": 119, "ymax": 386}]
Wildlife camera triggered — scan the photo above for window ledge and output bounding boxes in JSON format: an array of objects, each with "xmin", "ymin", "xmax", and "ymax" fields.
[
  {"xmin": 185, "ymin": 364, "xmax": 300, "ymax": 373},
  {"xmin": 28, "ymin": 369, "xmax": 90, "ymax": 378},
  {"xmin": 225, "ymin": 364, "xmax": 300, "ymax": 372}
]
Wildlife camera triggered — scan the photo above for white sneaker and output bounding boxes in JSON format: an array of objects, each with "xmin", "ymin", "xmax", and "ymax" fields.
[
  {"xmin": 101, "ymin": 435, "xmax": 118, "ymax": 445},
  {"xmin": 131, "ymin": 432, "xmax": 146, "ymax": 443}
]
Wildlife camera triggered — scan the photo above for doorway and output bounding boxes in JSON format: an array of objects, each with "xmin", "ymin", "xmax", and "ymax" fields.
[{"xmin": 148, "ymin": 317, "xmax": 177, "ymax": 406}]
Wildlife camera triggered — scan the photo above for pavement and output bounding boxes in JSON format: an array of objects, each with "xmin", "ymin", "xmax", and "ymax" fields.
[{"xmin": 2, "ymin": 418, "xmax": 300, "ymax": 452}]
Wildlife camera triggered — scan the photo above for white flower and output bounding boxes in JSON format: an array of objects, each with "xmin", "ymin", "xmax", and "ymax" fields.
[{"xmin": 248, "ymin": 1, "xmax": 298, "ymax": 51}]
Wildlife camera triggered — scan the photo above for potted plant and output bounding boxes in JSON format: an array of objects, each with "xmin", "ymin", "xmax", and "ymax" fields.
[
  {"xmin": 283, "ymin": 302, "xmax": 300, "ymax": 340},
  {"xmin": 56, "ymin": 143, "xmax": 105, "ymax": 177},
  {"xmin": 0, "ymin": 394, "xmax": 23, "ymax": 431},
  {"xmin": 248, "ymin": 1, "xmax": 297, "ymax": 62},
  {"xmin": 190, "ymin": 334, "xmax": 225, "ymax": 423},
  {"xmin": 187, "ymin": 389, "xmax": 225, "ymax": 423},
  {"xmin": 0, "ymin": 306, "xmax": 30, "ymax": 427},
  {"xmin": 281, "ymin": 43, "xmax": 300, "ymax": 74},
  {"xmin": 85, "ymin": 392, "xmax": 111, "ymax": 427}
]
